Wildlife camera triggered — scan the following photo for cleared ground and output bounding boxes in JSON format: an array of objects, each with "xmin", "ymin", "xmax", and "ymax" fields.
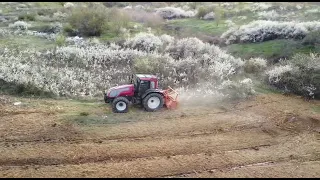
[{"xmin": 0, "ymin": 93, "xmax": 319, "ymax": 178}]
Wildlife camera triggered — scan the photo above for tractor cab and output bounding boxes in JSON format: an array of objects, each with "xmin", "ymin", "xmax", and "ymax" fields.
[{"xmin": 130, "ymin": 74, "xmax": 159, "ymax": 96}]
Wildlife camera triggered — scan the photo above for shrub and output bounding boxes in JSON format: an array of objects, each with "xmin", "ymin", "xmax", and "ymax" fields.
[
  {"xmin": 196, "ymin": 7, "xmax": 207, "ymax": 19},
  {"xmin": 244, "ymin": 57, "xmax": 267, "ymax": 74},
  {"xmin": 18, "ymin": 13, "xmax": 36, "ymax": 21},
  {"xmin": 169, "ymin": 37, "xmax": 205, "ymax": 59},
  {"xmin": 125, "ymin": 32, "xmax": 163, "ymax": 52},
  {"xmin": 265, "ymin": 53, "xmax": 320, "ymax": 99},
  {"xmin": 67, "ymin": 6, "xmax": 108, "ymax": 37},
  {"xmin": 64, "ymin": 2, "xmax": 74, "ymax": 9},
  {"xmin": 127, "ymin": 9, "xmax": 164, "ymax": 29},
  {"xmin": 107, "ymin": 8, "xmax": 131, "ymax": 35},
  {"xmin": 225, "ymin": 20, "xmax": 235, "ymax": 27},
  {"xmin": 63, "ymin": 23, "xmax": 78, "ymax": 36},
  {"xmin": 155, "ymin": 7, "xmax": 195, "ymax": 19},
  {"xmin": 266, "ymin": 64, "xmax": 293, "ymax": 84},
  {"xmin": 196, "ymin": 5, "xmax": 217, "ymax": 20},
  {"xmin": 219, "ymin": 78, "xmax": 255, "ymax": 100},
  {"xmin": 302, "ymin": 31, "xmax": 320, "ymax": 46},
  {"xmin": 160, "ymin": 34, "xmax": 175, "ymax": 46},
  {"xmin": 55, "ymin": 34, "xmax": 66, "ymax": 46},
  {"xmin": 221, "ymin": 20, "xmax": 320, "ymax": 44},
  {"xmin": 8, "ymin": 21, "xmax": 30, "ymax": 30},
  {"xmin": 203, "ymin": 12, "xmax": 215, "ymax": 20}
]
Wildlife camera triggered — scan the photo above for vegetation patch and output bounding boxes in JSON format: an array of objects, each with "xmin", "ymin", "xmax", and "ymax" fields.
[{"xmin": 227, "ymin": 39, "xmax": 320, "ymax": 63}]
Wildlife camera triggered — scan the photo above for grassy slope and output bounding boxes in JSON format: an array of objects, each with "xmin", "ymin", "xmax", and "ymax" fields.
[
  {"xmin": 226, "ymin": 39, "xmax": 320, "ymax": 62},
  {"xmin": 0, "ymin": 35, "xmax": 56, "ymax": 50},
  {"xmin": 166, "ymin": 18, "xmax": 228, "ymax": 36}
]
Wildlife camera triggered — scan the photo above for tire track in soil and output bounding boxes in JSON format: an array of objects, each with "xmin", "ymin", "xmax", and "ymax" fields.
[
  {"xmin": 0, "ymin": 98, "xmax": 283, "ymax": 146},
  {"xmin": 0, "ymin": 106, "xmax": 274, "ymax": 145},
  {"xmin": 0, "ymin": 129, "xmax": 277, "ymax": 166},
  {"xmin": 0, "ymin": 130, "xmax": 317, "ymax": 168},
  {"xmin": 0, "ymin": 143, "xmax": 319, "ymax": 178},
  {"xmin": 0, "ymin": 143, "xmax": 273, "ymax": 167},
  {"xmin": 0, "ymin": 122, "xmax": 276, "ymax": 144},
  {"xmin": 162, "ymin": 160, "xmax": 320, "ymax": 178}
]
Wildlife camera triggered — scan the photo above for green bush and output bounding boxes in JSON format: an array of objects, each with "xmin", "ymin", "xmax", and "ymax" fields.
[
  {"xmin": 196, "ymin": 6, "xmax": 215, "ymax": 19},
  {"xmin": 302, "ymin": 31, "xmax": 320, "ymax": 46},
  {"xmin": 18, "ymin": 13, "xmax": 36, "ymax": 21},
  {"xmin": 55, "ymin": 34, "xmax": 66, "ymax": 47},
  {"xmin": 67, "ymin": 5, "xmax": 108, "ymax": 37},
  {"xmin": 107, "ymin": 8, "xmax": 131, "ymax": 35},
  {"xmin": 0, "ymin": 79, "xmax": 55, "ymax": 98},
  {"xmin": 63, "ymin": 23, "xmax": 78, "ymax": 36},
  {"xmin": 196, "ymin": 7, "xmax": 207, "ymax": 19}
]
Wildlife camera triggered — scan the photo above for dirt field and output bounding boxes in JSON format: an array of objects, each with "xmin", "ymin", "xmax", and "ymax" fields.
[{"xmin": 0, "ymin": 93, "xmax": 319, "ymax": 178}]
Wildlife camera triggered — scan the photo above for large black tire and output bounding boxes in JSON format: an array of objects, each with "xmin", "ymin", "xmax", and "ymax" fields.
[
  {"xmin": 112, "ymin": 97, "xmax": 129, "ymax": 113},
  {"xmin": 142, "ymin": 93, "xmax": 164, "ymax": 112}
]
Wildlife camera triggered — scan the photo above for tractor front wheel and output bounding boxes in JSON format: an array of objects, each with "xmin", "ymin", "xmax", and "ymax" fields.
[
  {"xmin": 112, "ymin": 97, "xmax": 129, "ymax": 113},
  {"xmin": 143, "ymin": 93, "xmax": 164, "ymax": 112}
]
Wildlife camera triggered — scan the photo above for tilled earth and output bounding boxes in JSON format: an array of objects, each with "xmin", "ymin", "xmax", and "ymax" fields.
[{"xmin": 0, "ymin": 93, "xmax": 319, "ymax": 178}]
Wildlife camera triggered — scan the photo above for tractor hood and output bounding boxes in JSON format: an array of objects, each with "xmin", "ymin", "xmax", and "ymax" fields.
[
  {"xmin": 106, "ymin": 84, "xmax": 134, "ymax": 98},
  {"xmin": 109, "ymin": 84, "xmax": 133, "ymax": 90}
]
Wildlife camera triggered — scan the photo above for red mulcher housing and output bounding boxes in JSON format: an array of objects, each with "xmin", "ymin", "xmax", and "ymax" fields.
[{"xmin": 104, "ymin": 74, "xmax": 178, "ymax": 113}]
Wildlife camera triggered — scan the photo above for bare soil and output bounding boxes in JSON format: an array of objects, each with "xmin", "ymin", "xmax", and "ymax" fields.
[{"xmin": 0, "ymin": 93, "xmax": 319, "ymax": 178}]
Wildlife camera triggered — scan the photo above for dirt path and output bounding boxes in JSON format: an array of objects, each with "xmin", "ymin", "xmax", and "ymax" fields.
[{"xmin": 0, "ymin": 93, "xmax": 319, "ymax": 177}]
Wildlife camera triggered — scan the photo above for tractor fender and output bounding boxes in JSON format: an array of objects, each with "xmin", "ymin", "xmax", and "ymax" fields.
[{"xmin": 141, "ymin": 89, "xmax": 164, "ymax": 99}]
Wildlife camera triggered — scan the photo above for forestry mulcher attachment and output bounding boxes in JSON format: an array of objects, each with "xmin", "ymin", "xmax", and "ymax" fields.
[{"xmin": 104, "ymin": 74, "xmax": 179, "ymax": 113}]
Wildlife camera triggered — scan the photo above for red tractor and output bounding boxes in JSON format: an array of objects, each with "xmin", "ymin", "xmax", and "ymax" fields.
[{"xmin": 104, "ymin": 74, "xmax": 178, "ymax": 113}]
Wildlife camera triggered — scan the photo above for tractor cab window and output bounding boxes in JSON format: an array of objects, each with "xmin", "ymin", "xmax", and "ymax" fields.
[
  {"xmin": 150, "ymin": 81, "xmax": 155, "ymax": 89},
  {"xmin": 139, "ymin": 80, "xmax": 150, "ymax": 95}
]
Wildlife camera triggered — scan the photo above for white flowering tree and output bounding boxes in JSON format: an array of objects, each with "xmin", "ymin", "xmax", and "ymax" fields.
[
  {"xmin": 265, "ymin": 53, "xmax": 319, "ymax": 99},
  {"xmin": 0, "ymin": 33, "xmax": 254, "ymax": 100},
  {"xmin": 221, "ymin": 20, "xmax": 320, "ymax": 44},
  {"xmin": 155, "ymin": 7, "xmax": 195, "ymax": 19},
  {"xmin": 125, "ymin": 32, "xmax": 163, "ymax": 52}
]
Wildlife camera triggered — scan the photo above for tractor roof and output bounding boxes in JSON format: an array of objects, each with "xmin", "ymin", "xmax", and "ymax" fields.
[{"xmin": 135, "ymin": 74, "xmax": 158, "ymax": 81}]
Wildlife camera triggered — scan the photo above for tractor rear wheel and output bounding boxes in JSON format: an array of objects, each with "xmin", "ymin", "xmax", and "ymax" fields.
[
  {"xmin": 143, "ymin": 93, "xmax": 164, "ymax": 112},
  {"xmin": 112, "ymin": 97, "xmax": 129, "ymax": 113}
]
